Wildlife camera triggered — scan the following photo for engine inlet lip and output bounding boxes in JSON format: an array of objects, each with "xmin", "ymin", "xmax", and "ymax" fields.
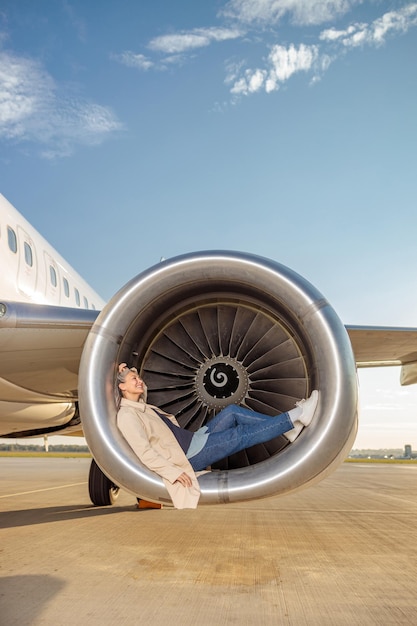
[{"xmin": 79, "ymin": 250, "xmax": 358, "ymax": 506}]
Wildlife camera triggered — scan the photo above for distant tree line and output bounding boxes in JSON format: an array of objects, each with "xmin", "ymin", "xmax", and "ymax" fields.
[{"xmin": 0, "ymin": 443, "xmax": 90, "ymax": 453}]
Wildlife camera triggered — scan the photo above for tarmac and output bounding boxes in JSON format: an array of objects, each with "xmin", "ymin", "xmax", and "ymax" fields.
[{"xmin": 1, "ymin": 457, "xmax": 417, "ymax": 626}]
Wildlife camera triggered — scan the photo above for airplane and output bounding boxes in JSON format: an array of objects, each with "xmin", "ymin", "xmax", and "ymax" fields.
[{"xmin": 1, "ymin": 192, "xmax": 417, "ymax": 508}]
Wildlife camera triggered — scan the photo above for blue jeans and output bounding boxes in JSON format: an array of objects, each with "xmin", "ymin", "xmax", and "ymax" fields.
[{"xmin": 189, "ymin": 404, "xmax": 293, "ymax": 471}]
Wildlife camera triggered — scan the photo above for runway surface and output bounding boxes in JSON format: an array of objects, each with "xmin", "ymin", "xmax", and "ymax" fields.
[{"xmin": 1, "ymin": 458, "xmax": 417, "ymax": 625}]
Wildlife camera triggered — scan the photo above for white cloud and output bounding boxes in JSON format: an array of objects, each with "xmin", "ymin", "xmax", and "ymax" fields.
[
  {"xmin": 269, "ymin": 43, "xmax": 319, "ymax": 82},
  {"xmin": 113, "ymin": 27, "xmax": 243, "ymax": 73},
  {"xmin": 230, "ymin": 68, "xmax": 267, "ymax": 94},
  {"xmin": 0, "ymin": 53, "xmax": 53, "ymax": 138},
  {"xmin": 0, "ymin": 51, "xmax": 122, "ymax": 157},
  {"xmin": 148, "ymin": 27, "xmax": 243, "ymax": 55},
  {"xmin": 113, "ymin": 51, "xmax": 154, "ymax": 70},
  {"xmin": 320, "ymin": 4, "xmax": 417, "ymax": 48},
  {"xmin": 230, "ymin": 43, "xmax": 320, "ymax": 95},
  {"xmin": 228, "ymin": 3, "xmax": 417, "ymax": 97},
  {"xmin": 221, "ymin": 0, "xmax": 361, "ymax": 26},
  {"xmin": 113, "ymin": 1, "xmax": 417, "ymax": 101},
  {"xmin": 373, "ymin": 4, "xmax": 417, "ymax": 43}
]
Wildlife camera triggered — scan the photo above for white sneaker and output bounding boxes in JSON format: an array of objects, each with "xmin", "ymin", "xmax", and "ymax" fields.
[
  {"xmin": 295, "ymin": 390, "xmax": 319, "ymax": 427},
  {"xmin": 283, "ymin": 422, "xmax": 304, "ymax": 443}
]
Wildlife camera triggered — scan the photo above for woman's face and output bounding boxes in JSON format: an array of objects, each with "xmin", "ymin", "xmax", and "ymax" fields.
[{"xmin": 119, "ymin": 370, "xmax": 145, "ymax": 399}]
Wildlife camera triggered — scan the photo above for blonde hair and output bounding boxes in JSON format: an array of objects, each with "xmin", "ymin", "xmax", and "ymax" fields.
[{"xmin": 117, "ymin": 365, "xmax": 139, "ymax": 384}]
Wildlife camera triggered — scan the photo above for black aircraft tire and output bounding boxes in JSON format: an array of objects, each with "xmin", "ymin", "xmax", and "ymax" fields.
[{"xmin": 88, "ymin": 458, "xmax": 120, "ymax": 506}]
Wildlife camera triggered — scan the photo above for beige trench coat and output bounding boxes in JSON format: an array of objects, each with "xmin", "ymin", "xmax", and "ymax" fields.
[{"xmin": 117, "ymin": 397, "xmax": 201, "ymax": 509}]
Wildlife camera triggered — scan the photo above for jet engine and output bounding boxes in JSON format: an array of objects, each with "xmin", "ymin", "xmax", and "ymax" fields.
[{"xmin": 79, "ymin": 251, "xmax": 358, "ymax": 506}]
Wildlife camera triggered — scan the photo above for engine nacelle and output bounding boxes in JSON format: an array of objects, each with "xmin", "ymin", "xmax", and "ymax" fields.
[{"xmin": 79, "ymin": 251, "xmax": 358, "ymax": 505}]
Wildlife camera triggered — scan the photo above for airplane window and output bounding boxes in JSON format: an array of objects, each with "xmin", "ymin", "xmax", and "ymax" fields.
[
  {"xmin": 63, "ymin": 277, "xmax": 70, "ymax": 298},
  {"xmin": 24, "ymin": 242, "xmax": 33, "ymax": 267},
  {"xmin": 83, "ymin": 296, "xmax": 88, "ymax": 309},
  {"xmin": 74, "ymin": 287, "xmax": 80, "ymax": 306},
  {"xmin": 7, "ymin": 227, "xmax": 17, "ymax": 253},
  {"xmin": 50, "ymin": 265, "xmax": 57, "ymax": 287}
]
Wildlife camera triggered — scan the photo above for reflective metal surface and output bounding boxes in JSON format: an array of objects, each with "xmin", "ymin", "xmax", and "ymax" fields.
[
  {"xmin": 0, "ymin": 301, "xmax": 98, "ymax": 436},
  {"xmin": 79, "ymin": 251, "xmax": 358, "ymax": 505}
]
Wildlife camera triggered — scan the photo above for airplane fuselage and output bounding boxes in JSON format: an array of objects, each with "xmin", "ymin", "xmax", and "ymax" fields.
[
  {"xmin": 0, "ymin": 194, "xmax": 104, "ymax": 437},
  {"xmin": 0, "ymin": 194, "xmax": 104, "ymax": 310}
]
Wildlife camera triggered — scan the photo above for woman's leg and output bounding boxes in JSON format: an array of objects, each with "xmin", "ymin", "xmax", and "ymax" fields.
[
  {"xmin": 189, "ymin": 409, "xmax": 293, "ymax": 471},
  {"xmin": 190, "ymin": 391, "xmax": 319, "ymax": 471},
  {"xmin": 205, "ymin": 404, "xmax": 284, "ymax": 434}
]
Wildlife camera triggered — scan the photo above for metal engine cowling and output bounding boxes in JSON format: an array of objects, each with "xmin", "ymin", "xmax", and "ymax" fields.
[{"xmin": 79, "ymin": 251, "xmax": 358, "ymax": 505}]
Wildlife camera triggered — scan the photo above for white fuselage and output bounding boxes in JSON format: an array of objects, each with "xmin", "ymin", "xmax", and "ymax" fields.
[
  {"xmin": 0, "ymin": 194, "xmax": 105, "ymax": 437},
  {"xmin": 0, "ymin": 193, "xmax": 104, "ymax": 310}
]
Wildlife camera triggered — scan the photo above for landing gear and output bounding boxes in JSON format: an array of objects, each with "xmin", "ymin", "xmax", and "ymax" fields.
[{"xmin": 88, "ymin": 458, "xmax": 120, "ymax": 506}]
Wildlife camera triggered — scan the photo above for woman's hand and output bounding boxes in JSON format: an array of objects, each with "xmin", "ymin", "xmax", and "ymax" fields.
[{"xmin": 175, "ymin": 472, "xmax": 193, "ymax": 488}]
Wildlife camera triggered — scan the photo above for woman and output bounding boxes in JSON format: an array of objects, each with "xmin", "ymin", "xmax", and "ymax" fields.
[{"xmin": 116, "ymin": 363, "xmax": 319, "ymax": 509}]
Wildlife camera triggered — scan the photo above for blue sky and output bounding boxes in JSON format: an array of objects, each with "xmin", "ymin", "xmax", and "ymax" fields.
[{"xmin": 1, "ymin": 0, "xmax": 417, "ymax": 449}]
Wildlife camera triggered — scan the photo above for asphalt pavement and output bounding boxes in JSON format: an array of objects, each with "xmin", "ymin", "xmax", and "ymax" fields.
[{"xmin": 1, "ymin": 457, "xmax": 417, "ymax": 625}]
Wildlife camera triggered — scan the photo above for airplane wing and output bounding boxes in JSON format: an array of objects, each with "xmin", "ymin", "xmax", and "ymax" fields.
[
  {"xmin": 0, "ymin": 301, "xmax": 98, "ymax": 437},
  {"xmin": 0, "ymin": 301, "xmax": 98, "ymax": 398},
  {"xmin": 346, "ymin": 325, "xmax": 417, "ymax": 384}
]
